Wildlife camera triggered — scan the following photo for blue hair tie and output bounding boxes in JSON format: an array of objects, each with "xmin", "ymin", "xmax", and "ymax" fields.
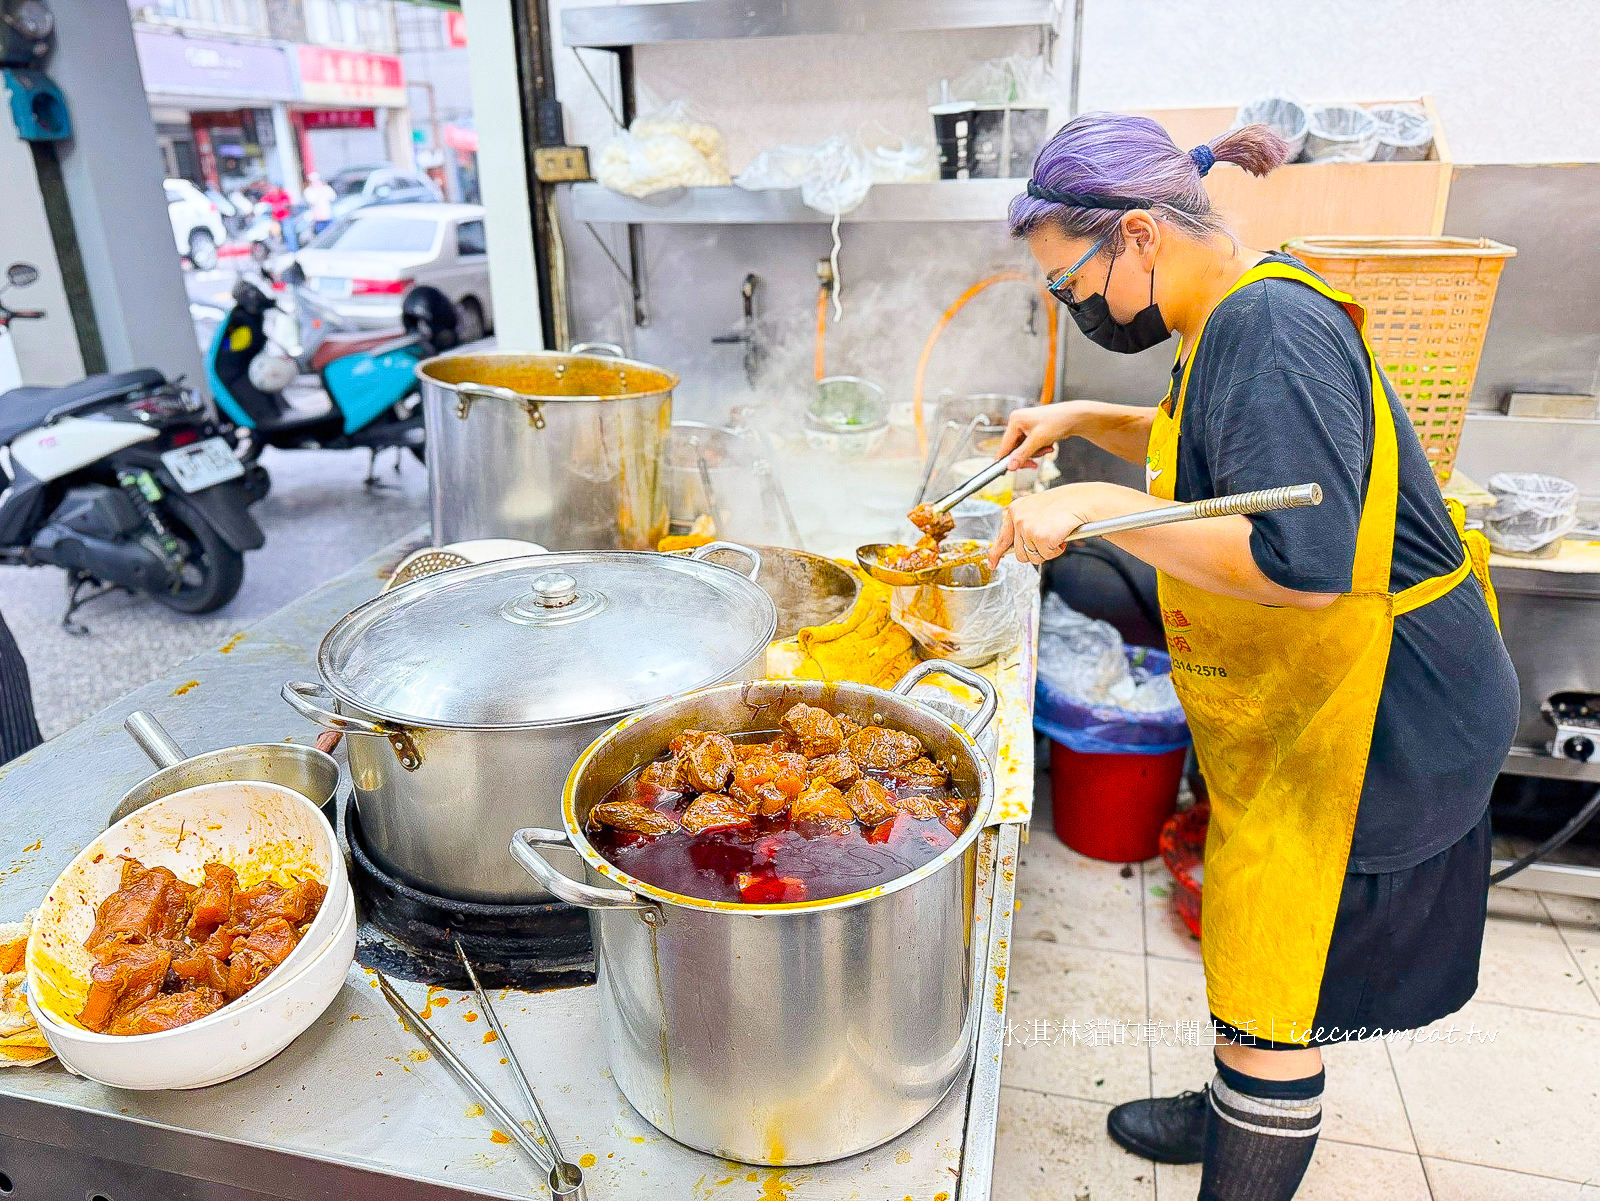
[{"xmin": 1189, "ymin": 144, "xmax": 1216, "ymax": 176}]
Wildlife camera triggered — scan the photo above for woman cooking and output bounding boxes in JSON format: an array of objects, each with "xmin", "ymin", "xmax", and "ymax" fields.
[{"xmin": 991, "ymin": 114, "xmax": 1519, "ymax": 1200}]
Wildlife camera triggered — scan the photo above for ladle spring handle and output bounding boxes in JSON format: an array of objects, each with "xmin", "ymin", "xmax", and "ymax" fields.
[{"xmin": 1067, "ymin": 483, "xmax": 1322, "ymax": 543}]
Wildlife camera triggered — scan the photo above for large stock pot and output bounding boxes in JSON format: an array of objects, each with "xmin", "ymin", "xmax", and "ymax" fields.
[
  {"xmin": 283, "ymin": 544, "xmax": 775, "ymax": 902},
  {"xmin": 510, "ymin": 662, "xmax": 998, "ymax": 1164},
  {"xmin": 416, "ymin": 345, "xmax": 675, "ymax": 551}
]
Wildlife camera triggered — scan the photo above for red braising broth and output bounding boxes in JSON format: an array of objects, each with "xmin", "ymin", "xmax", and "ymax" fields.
[{"xmin": 584, "ymin": 704, "xmax": 972, "ymax": 904}]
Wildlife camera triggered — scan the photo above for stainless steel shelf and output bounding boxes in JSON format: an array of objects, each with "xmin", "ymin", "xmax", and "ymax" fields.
[
  {"xmin": 569, "ymin": 179, "xmax": 1022, "ymax": 224},
  {"xmin": 563, "ymin": 0, "xmax": 1061, "ymax": 49}
]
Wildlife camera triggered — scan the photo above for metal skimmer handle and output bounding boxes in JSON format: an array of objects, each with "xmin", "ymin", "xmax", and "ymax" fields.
[{"xmin": 1066, "ymin": 483, "xmax": 1322, "ymax": 544}]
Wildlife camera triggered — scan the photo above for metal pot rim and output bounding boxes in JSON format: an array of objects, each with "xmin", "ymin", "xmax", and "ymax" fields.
[
  {"xmin": 416, "ymin": 350, "xmax": 681, "ymax": 404},
  {"xmin": 558, "ymin": 676, "xmax": 997, "ymax": 915}
]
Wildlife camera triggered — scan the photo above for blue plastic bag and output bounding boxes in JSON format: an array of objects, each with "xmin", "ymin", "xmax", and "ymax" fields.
[{"xmin": 1035, "ymin": 644, "xmax": 1190, "ymax": 756}]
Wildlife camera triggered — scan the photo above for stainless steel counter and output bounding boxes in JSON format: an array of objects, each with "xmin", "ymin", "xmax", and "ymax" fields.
[{"xmin": 0, "ymin": 535, "xmax": 1021, "ymax": 1200}]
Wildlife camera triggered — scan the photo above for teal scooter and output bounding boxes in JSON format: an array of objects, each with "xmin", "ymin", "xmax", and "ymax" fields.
[{"xmin": 206, "ymin": 274, "xmax": 456, "ymax": 483}]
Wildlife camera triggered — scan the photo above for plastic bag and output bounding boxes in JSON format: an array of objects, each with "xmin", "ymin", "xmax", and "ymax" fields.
[
  {"xmin": 1304, "ymin": 104, "xmax": 1379, "ymax": 163},
  {"xmin": 1369, "ymin": 103, "xmax": 1434, "ymax": 161},
  {"xmin": 1232, "ymin": 94, "xmax": 1310, "ymax": 160},
  {"xmin": 939, "ymin": 54, "xmax": 1052, "ymax": 105},
  {"xmin": 859, "ymin": 123, "xmax": 938, "ymax": 184},
  {"xmin": 737, "ymin": 135, "xmax": 873, "ymax": 216},
  {"xmin": 594, "ymin": 101, "xmax": 730, "ymax": 198},
  {"xmin": 1034, "ymin": 596, "xmax": 1189, "ymax": 755},
  {"xmin": 1485, "ymin": 472, "xmax": 1579, "ymax": 552},
  {"xmin": 890, "ymin": 559, "xmax": 1035, "ymax": 668}
]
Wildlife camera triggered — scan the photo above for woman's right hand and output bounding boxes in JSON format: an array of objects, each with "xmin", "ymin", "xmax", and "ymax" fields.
[{"xmin": 996, "ymin": 401, "xmax": 1085, "ymax": 470}]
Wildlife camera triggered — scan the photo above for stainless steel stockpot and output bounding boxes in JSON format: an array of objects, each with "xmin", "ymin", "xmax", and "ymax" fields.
[
  {"xmin": 416, "ymin": 346, "xmax": 676, "ymax": 551},
  {"xmin": 510, "ymin": 662, "xmax": 998, "ymax": 1165},
  {"xmin": 284, "ymin": 544, "xmax": 776, "ymax": 903}
]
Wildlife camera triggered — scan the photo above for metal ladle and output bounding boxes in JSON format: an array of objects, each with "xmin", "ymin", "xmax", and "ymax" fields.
[{"xmin": 858, "ymin": 482, "xmax": 1324, "ymax": 586}]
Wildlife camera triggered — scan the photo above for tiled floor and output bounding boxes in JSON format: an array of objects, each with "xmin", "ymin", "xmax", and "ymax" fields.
[{"xmin": 991, "ymin": 826, "xmax": 1600, "ymax": 1200}]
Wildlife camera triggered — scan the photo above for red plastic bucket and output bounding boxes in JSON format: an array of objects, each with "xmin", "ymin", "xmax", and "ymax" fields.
[{"xmin": 1049, "ymin": 740, "xmax": 1187, "ymax": 862}]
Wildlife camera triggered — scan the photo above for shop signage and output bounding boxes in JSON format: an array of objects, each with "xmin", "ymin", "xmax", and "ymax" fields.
[
  {"xmin": 300, "ymin": 108, "xmax": 377, "ymax": 131},
  {"xmin": 296, "ymin": 46, "xmax": 406, "ymax": 108},
  {"xmin": 135, "ymin": 30, "xmax": 296, "ymax": 101},
  {"xmin": 445, "ymin": 11, "xmax": 469, "ymax": 47}
]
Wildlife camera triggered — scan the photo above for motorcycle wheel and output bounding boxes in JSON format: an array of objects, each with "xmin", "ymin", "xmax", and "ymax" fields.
[{"xmin": 148, "ymin": 492, "xmax": 246, "ymax": 614}]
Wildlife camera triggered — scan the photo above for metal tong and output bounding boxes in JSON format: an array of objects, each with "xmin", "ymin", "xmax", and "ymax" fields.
[
  {"xmin": 923, "ymin": 454, "xmax": 1016, "ymax": 515},
  {"xmin": 375, "ymin": 949, "xmax": 586, "ymax": 1200}
]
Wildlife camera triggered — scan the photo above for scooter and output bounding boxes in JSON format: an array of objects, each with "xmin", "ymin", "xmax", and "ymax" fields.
[
  {"xmin": 0, "ymin": 262, "xmax": 43, "ymax": 393},
  {"xmin": 0, "ymin": 263, "xmax": 266, "ymax": 630},
  {"xmin": 206, "ymin": 273, "xmax": 455, "ymax": 483}
]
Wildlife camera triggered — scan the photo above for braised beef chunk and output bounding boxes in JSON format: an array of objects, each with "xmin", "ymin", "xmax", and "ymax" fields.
[
  {"xmin": 108, "ymin": 987, "xmax": 226, "ymax": 1036},
  {"xmin": 680, "ymin": 794, "xmax": 754, "ymax": 835},
  {"xmin": 187, "ymin": 862, "xmax": 237, "ymax": 940},
  {"xmin": 85, "ymin": 860, "xmax": 196, "ymax": 950},
  {"xmin": 587, "ymin": 701, "xmax": 973, "ymax": 904},
  {"xmin": 845, "ymin": 726, "xmax": 923, "ymax": 769},
  {"xmin": 781, "ymin": 703, "xmax": 844, "ymax": 757},
  {"xmin": 674, "ymin": 731, "xmax": 737, "ymax": 793},
  {"xmin": 589, "ymin": 801, "xmax": 681, "ymax": 836},
  {"xmin": 75, "ymin": 857, "xmax": 326, "ymax": 1036},
  {"xmin": 843, "ymin": 778, "xmax": 897, "ymax": 826},
  {"xmin": 809, "ymin": 752, "xmax": 860, "ymax": 787},
  {"xmin": 908, "ymin": 503, "xmax": 956, "ymax": 543},
  {"xmin": 730, "ymin": 752, "xmax": 808, "ymax": 816},
  {"xmin": 791, "ymin": 779, "xmax": 855, "ymax": 832}
]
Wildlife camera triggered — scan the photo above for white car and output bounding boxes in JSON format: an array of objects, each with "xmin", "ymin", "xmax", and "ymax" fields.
[
  {"xmin": 165, "ymin": 178, "xmax": 228, "ymax": 271},
  {"xmin": 283, "ymin": 203, "xmax": 494, "ymax": 340}
]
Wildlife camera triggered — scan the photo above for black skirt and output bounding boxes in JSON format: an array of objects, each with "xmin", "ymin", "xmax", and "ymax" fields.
[{"xmin": 1212, "ymin": 806, "xmax": 1491, "ymax": 1048}]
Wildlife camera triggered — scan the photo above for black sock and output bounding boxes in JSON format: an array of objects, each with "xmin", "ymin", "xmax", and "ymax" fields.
[{"xmin": 1198, "ymin": 1056, "xmax": 1323, "ymax": 1201}]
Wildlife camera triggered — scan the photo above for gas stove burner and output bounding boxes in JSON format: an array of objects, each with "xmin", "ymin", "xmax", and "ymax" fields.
[
  {"xmin": 341, "ymin": 794, "xmax": 594, "ymax": 991},
  {"xmin": 1542, "ymin": 691, "xmax": 1600, "ymax": 762}
]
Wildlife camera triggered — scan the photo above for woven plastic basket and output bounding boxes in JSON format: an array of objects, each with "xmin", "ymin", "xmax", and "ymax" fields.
[{"xmin": 1283, "ymin": 236, "xmax": 1517, "ymax": 482}]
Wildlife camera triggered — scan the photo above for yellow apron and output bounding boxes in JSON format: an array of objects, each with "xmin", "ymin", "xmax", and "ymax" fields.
[{"xmin": 1145, "ymin": 261, "xmax": 1474, "ymax": 1045}]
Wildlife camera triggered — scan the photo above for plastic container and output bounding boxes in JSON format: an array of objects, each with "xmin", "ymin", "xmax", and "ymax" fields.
[
  {"xmin": 1304, "ymin": 104, "xmax": 1379, "ymax": 162},
  {"xmin": 1050, "ymin": 741, "xmax": 1187, "ymax": 862},
  {"xmin": 1485, "ymin": 472, "xmax": 1579, "ymax": 553},
  {"xmin": 1233, "ymin": 95, "xmax": 1310, "ymax": 161},
  {"xmin": 1369, "ymin": 103, "xmax": 1434, "ymax": 162},
  {"xmin": 1159, "ymin": 802, "xmax": 1208, "ymax": 938}
]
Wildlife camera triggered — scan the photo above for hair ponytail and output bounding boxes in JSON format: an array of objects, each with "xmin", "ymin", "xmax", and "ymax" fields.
[{"xmin": 1205, "ymin": 124, "xmax": 1293, "ymax": 178}]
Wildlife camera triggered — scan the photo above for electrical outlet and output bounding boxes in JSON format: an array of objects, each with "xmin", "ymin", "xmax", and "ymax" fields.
[{"xmin": 534, "ymin": 146, "xmax": 592, "ymax": 183}]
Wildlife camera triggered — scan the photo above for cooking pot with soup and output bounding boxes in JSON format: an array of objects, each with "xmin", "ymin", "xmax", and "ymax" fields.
[{"xmin": 510, "ymin": 662, "xmax": 997, "ymax": 1165}]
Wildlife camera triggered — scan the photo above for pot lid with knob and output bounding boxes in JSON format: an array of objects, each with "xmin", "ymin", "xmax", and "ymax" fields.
[{"xmin": 317, "ymin": 546, "xmax": 777, "ymax": 730}]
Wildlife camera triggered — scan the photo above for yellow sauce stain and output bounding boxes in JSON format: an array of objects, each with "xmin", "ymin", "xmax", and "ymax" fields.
[
  {"xmin": 756, "ymin": 1170, "xmax": 792, "ymax": 1200},
  {"xmin": 630, "ymin": 1135, "xmax": 647, "ymax": 1144},
  {"xmin": 21, "ymin": 840, "xmax": 41, "ymax": 853},
  {"xmin": 465, "ymin": 1103, "xmax": 483, "ymax": 1118},
  {"xmin": 993, "ymin": 964, "xmax": 1007, "ymax": 982},
  {"xmin": 745, "ymin": 1171, "xmax": 759, "ymax": 1183},
  {"xmin": 894, "ymin": 1149, "xmax": 911, "ymax": 1165},
  {"xmin": 993, "ymin": 981, "xmax": 1006, "ymax": 1012},
  {"xmin": 935, "ymin": 1194, "xmax": 950, "ymax": 1201},
  {"xmin": 218, "ymin": 632, "xmax": 246, "ymax": 653},
  {"xmin": 408, "ymin": 1050, "xmax": 430, "ymax": 1062},
  {"xmin": 418, "ymin": 1005, "xmax": 432, "ymax": 1019},
  {"xmin": 483, "ymin": 1029, "xmax": 499, "ymax": 1044},
  {"xmin": 499, "ymin": 1057, "xmax": 508, "ymax": 1065},
  {"xmin": 348, "ymin": 1014, "xmax": 363, "ymax": 1021},
  {"xmin": 433, "ymin": 996, "xmax": 450, "ymax": 1006},
  {"xmin": 463, "ymin": 1011, "xmax": 479, "ymax": 1022},
  {"xmin": 171, "ymin": 680, "xmax": 200, "ymax": 696},
  {"xmin": 489, "ymin": 1130, "xmax": 511, "ymax": 1145},
  {"xmin": 579, "ymin": 1153, "xmax": 597, "ymax": 1168}
]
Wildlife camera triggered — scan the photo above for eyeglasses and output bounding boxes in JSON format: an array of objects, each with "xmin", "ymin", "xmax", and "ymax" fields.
[{"xmin": 1045, "ymin": 240, "xmax": 1105, "ymax": 306}]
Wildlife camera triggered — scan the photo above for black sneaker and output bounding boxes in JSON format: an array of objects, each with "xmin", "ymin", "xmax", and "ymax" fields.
[{"xmin": 1106, "ymin": 1087, "xmax": 1209, "ymax": 1164}]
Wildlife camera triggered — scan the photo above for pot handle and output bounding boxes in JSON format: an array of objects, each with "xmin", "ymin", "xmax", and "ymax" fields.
[
  {"xmin": 511, "ymin": 828, "xmax": 659, "ymax": 916},
  {"xmin": 689, "ymin": 540, "xmax": 763, "ymax": 582},
  {"xmin": 282, "ymin": 681, "xmax": 390, "ymax": 738},
  {"xmin": 452, "ymin": 381, "xmax": 546, "ymax": 429},
  {"xmin": 893, "ymin": 660, "xmax": 999, "ymax": 739},
  {"xmin": 570, "ymin": 341, "xmax": 625, "ymax": 357},
  {"xmin": 125, "ymin": 710, "xmax": 188, "ymax": 770}
]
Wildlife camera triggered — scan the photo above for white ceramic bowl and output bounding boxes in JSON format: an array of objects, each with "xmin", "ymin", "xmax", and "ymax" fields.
[
  {"xmin": 34, "ymin": 892, "xmax": 356, "ymax": 1090},
  {"xmin": 26, "ymin": 779, "xmax": 352, "ymax": 1086}
]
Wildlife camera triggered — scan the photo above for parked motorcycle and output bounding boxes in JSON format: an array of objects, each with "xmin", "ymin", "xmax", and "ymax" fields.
[
  {"xmin": 0, "ymin": 265, "xmax": 266, "ymax": 629},
  {"xmin": 0, "ymin": 262, "xmax": 44, "ymax": 393},
  {"xmin": 205, "ymin": 272, "xmax": 456, "ymax": 481}
]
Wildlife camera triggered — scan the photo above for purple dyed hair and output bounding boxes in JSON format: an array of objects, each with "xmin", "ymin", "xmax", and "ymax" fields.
[{"xmin": 1008, "ymin": 112, "xmax": 1292, "ymax": 249}]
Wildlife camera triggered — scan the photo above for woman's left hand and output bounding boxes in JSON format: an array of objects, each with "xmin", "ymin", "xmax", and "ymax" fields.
[{"xmin": 989, "ymin": 482, "xmax": 1108, "ymax": 568}]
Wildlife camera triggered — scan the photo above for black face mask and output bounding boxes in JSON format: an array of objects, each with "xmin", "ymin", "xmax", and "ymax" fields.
[{"xmin": 1065, "ymin": 249, "xmax": 1171, "ymax": 354}]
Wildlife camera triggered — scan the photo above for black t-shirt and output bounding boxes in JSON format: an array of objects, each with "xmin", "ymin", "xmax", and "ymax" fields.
[{"xmin": 1170, "ymin": 254, "xmax": 1520, "ymax": 872}]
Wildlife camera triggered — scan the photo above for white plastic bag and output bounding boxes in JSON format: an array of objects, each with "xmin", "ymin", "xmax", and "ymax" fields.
[
  {"xmin": 736, "ymin": 135, "xmax": 873, "ymax": 216},
  {"xmin": 1485, "ymin": 472, "xmax": 1579, "ymax": 552},
  {"xmin": 942, "ymin": 54, "xmax": 1051, "ymax": 105},
  {"xmin": 1232, "ymin": 94, "xmax": 1310, "ymax": 160},
  {"xmin": 1037, "ymin": 595, "xmax": 1181, "ymax": 713},
  {"xmin": 594, "ymin": 101, "xmax": 730, "ymax": 198},
  {"xmin": 1304, "ymin": 104, "xmax": 1379, "ymax": 163},
  {"xmin": 1369, "ymin": 103, "xmax": 1434, "ymax": 161},
  {"xmin": 860, "ymin": 123, "xmax": 939, "ymax": 184}
]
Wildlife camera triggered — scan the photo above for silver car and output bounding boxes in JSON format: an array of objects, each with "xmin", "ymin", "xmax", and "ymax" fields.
[{"xmin": 286, "ymin": 202, "xmax": 494, "ymax": 340}]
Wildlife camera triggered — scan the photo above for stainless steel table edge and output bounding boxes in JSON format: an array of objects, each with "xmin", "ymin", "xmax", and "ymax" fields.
[{"xmin": 957, "ymin": 821, "xmax": 1020, "ymax": 1199}]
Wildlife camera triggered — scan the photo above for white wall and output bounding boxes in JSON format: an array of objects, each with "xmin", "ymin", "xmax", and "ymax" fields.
[{"xmin": 0, "ymin": 100, "xmax": 85, "ymax": 386}]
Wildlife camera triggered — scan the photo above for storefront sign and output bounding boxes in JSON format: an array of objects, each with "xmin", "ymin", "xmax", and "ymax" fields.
[
  {"xmin": 445, "ymin": 11, "xmax": 469, "ymax": 47},
  {"xmin": 296, "ymin": 46, "xmax": 406, "ymax": 108},
  {"xmin": 135, "ymin": 30, "xmax": 296, "ymax": 101},
  {"xmin": 300, "ymin": 108, "xmax": 377, "ymax": 131}
]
